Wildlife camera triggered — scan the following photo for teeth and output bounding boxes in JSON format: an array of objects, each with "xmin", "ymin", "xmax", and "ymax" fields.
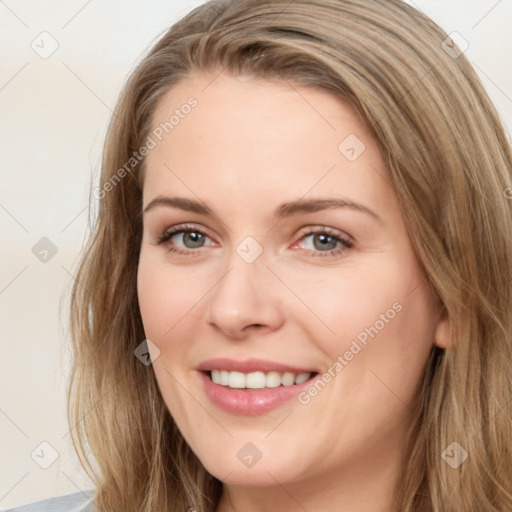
[
  {"xmin": 209, "ymin": 370, "xmax": 313, "ymax": 388},
  {"xmin": 228, "ymin": 371, "xmax": 245, "ymax": 388},
  {"xmin": 219, "ymin": 370, "xmax": 229, "ymax": 386},
  {"xmin": 246, "ymin": 371, "xmax": 266, "ymax": 388},
  {"xmin": 281, "ymin": 372, "xmax": 296, "ymax": 386},
  {"xmin": 295, "ymin": 372, "xmax": 311, "ymax": 384}
]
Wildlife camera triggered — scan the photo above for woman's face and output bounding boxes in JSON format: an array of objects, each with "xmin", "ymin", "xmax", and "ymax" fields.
[{"xmin": 137, "ymin": 72, "xmax": 448, "ymax": 490}]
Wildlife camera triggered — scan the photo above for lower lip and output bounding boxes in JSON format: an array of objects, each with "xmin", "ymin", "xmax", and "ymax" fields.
[{"xmin": 198, "ymin": 371, "xmax": 318, "ymax": 415}]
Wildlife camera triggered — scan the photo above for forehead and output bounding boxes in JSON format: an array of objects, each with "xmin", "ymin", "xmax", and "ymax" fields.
[{"xmin": 143, "ymin": 72, "xmax": 393, "ymax": 219}]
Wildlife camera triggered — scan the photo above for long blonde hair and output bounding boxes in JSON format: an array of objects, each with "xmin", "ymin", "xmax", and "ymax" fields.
[{"xmin": 68, "ymin": 0, "xmax": 512, "ymax": 510}]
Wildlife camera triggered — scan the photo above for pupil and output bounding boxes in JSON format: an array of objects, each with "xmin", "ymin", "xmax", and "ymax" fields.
[
  {"xmin": 184, "ymin": 231, "xmax": 204, "ymax": 248},
  {"xmin": 314, "ymin": 234, "xmax": 336, "ymax": 251}
]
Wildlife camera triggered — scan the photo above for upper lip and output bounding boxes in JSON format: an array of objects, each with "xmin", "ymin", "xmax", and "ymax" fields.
[{"xmin": 197, "ymin": 358, "xmax": 317, "ymax": 374}]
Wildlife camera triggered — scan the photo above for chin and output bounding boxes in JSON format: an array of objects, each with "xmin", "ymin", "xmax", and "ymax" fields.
[{"xmin": 201, "ymin": 458, "xmax": 294, "ymax": 487}]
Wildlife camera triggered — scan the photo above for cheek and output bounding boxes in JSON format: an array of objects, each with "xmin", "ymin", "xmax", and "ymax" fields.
[
  {"xmin": 295, "ymin": 256, "xmax": 436, "ymax": 380},
  {"xmin": 137, "ymin": 253, "xmax": 207, "ymax": 342},
  {"xmin": 137, "ymin": 256, "xmax": 204, "ymax": 429},
  {"xmin": 286, "ymin": 259, "xmax": 411, "ymax": 341}
]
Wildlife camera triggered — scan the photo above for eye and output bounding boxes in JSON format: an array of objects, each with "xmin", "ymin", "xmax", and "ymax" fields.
[
  {"xmin": 293, "ymin": 227, "xmax": 353, "ymax": 257},
  {"xmin": 155, "ymin": 223, "xmax": 215, "ymax": 255},
  {"xmin": 153, "ymin": 224, "xmax": 353, "ymax": 258}
]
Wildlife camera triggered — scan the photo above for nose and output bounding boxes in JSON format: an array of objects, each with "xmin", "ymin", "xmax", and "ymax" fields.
[{"xmin": 205, "ymin": 256, "xmax": 285, "ymax": 340}]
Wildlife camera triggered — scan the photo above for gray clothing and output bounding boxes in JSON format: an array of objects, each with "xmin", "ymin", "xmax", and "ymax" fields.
[{"xmin": 3, "ymin": 491, "xmax": 96, "ymax": 512}]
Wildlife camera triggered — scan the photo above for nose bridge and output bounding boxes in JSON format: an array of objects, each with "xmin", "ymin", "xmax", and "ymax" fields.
[
  {"xmin": 205, "ymin": 237, "xmax": 283, "ymax": 337},
  {"xmin": 219, "ymin": 232, "xmax": 269, "ymax": 296}
]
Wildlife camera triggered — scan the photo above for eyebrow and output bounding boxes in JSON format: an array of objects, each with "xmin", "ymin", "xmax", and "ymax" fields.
[{"xmin": 143, "ymin": 196, "xmax": 382, "ymax": 223}]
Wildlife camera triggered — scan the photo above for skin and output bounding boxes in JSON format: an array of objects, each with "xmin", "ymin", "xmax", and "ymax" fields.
[{"xmin": 137, "ymin": 71, "xmax": 450, "ymax": 512}]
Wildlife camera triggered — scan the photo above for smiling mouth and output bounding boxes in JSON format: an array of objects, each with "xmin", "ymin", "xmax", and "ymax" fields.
[{"xmin": 204, "ymin": 369, "xmax": 319, "ymax": 390}]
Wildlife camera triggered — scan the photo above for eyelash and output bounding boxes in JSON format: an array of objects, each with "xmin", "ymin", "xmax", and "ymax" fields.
[{"xmin": 155, "ymin": 223, "xmax": 353, "ymax": 258}]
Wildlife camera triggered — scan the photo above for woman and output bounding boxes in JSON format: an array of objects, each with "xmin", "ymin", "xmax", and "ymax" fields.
[{"xmin": 9, "ymin": 0, "xmax": 512, "ymax": 510}]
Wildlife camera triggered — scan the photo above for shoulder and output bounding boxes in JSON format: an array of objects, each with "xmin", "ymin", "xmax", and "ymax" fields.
[{"xmin": 3, "ymin": 490, "xmax": 96, "ymax": 512}]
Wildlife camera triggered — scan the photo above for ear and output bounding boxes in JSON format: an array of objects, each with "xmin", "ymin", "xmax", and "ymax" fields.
[{"xmin": 433, "ymin": 306, "xmax": 451, "ymax": 349}]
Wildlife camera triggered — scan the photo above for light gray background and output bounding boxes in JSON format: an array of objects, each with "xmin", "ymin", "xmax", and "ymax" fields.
[{"xmin": 1, "ymin": 0, "xmax": 511, "ymax": 508}]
